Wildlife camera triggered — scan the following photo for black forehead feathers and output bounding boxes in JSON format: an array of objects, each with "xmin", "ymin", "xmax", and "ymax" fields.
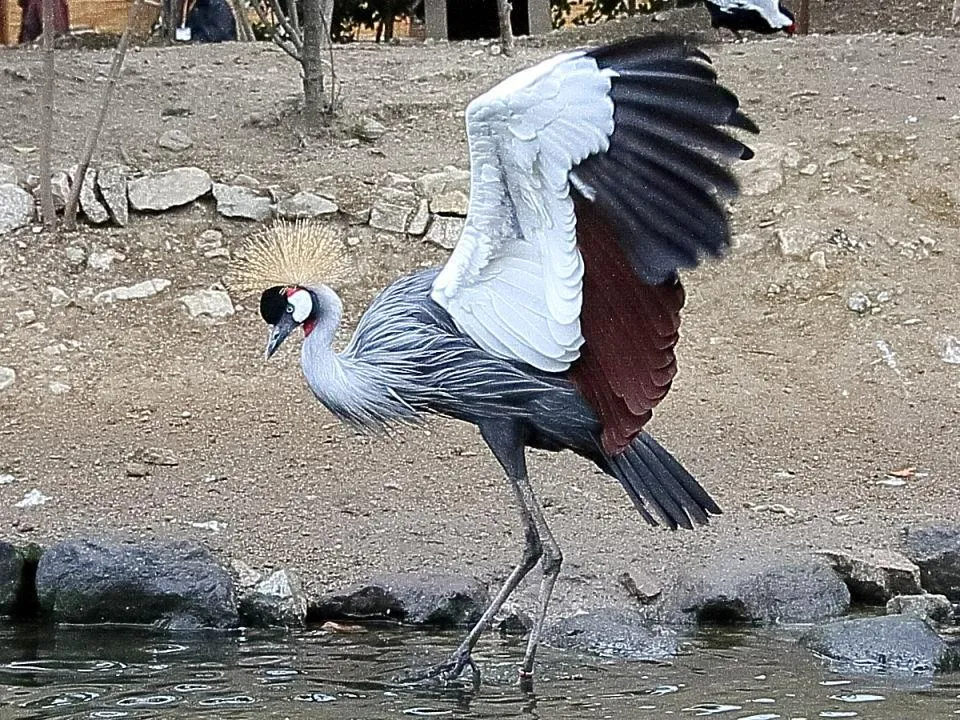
[{"xmin": 259, "ymin": 286, "xmax": 288, "ymax": 325}]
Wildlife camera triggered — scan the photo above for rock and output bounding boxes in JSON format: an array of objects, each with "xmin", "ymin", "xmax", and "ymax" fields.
[
  {"xmin": 407, "ymin": 199, "xmax": 430, "ymax": 236},
  {"xmin": 669, "ymin": 553, "xmax": 850, "ymax": 625},
  {"xmin": 64, "ymin": 245, "xmax": 87, "ymax": 267},
  {"xmin": 94, "ymin": 278, "xmax": 171, "ymax": 303},
  {"xmin": 846, "ymin": 290, "xmax": 872, "ymax": 314},
  {"xmin": 212, "ymin": 183, "xmax": 273, "ymax": 222},
  {"xmin": 801, "ymin": 615, "xmax": 959, "ymax": 675},
  {"xmin": 936, "ymin": 334, "xmax": 960, "ymax": 364},
  {"xmin": 312, "ymin": 572, "xmax": 489, "ymax": 626},
  {"xmin": 15, "ymin": 489, "xmax": 50, "ymax": 507},
  {"xmin": 543, "ymin": 608, "xmax": 678, "ymax": 661},
  {"xmin": 809, "ymin": 249, "xmax": 827, "ymax": 270},
  {"xmin": 495, "ymin": 601, "xmax": 533, "ymax": 635},
  {"xmin": 15, "ymin": 309, "xmax": 36, "ymax": 326},
  {"xmin": 0, "ymin": 367, "xmax": 16, "ymax": 391},
  {"xmin": 230, "ymin": 559, "xmax": 263, "ymax": 590},
  {"xmin": 355, "ymin": 116, "xmax": 386, "ymax": 142},
  {"xmin": 48, "ymin": 287, "xmax": 70, "ymax": 306},
  {"xmin": 776, "ymin": 226, "xmax": 822, "ymax": 258},
  {"xmin": 125, "ymin": 462, "xmax": 149, "ymax": 478},
  {"xmin": 197, "ymin": 229, "xmax": 223, "ymax": 250},
  {"xmin": 0, "ymin": 163, "xmax": 18, "ymax": 185},
  {"xmin": 902, "ymin": 525, "xmax": 960, "ymax": 600},
  {"xmin": 49, "ymin": 381, "xmax": 70, "ymax": 395},
  {"xmin": 734, "ymin": 142, "xmax": 799, "ymax": 196},
  {"xmin": 157, "ymin": 129, "xmax": 194, "ymax": 152},
  {"xmin": 416, "ymin": 166, "xmax": 471, "ymax": 216},
  {"xmin": 423, "ymin": 216, "xmax": 464, "ymax": 251},
  {"xmin": 128, "ymin": 167, "xmax": 212, "ymax": 211},
  {"xmin": 730, "ymin": 232, "xmax": 766, "ymax": 255},
  {"xmin": 618, "ymin": 567, "xmax": 663, "ymax": 604},
  {"xmin": 239, "ymin": 568, "xmax": 308, "ymax": 628},
  {"xmin": 818, "ymin": 548, "xmax": 923, "ymax": 604},
  {"xmin": 369, "ymin": 187, "xmax": 418, "ymax": 234},
  {"xmin": 0, "ymin": 541, "xmax": 25, "ymax": 615},
  {"xmin": 87, "ymin": 248, "xmax": 125, "ymax": 271},
  {"xmin": 0, "ymin": 183, "xmax": 34, "ymax": 235},
  {"xmin": 50, "ymin": 171, "xmax": 70, "ymax": 210},
  {"xmin": 73, "ymin": 167, "xmax": 110, "ymax": 225},
  {"xmin": 231, "ymin": 173, "xmax": 261, "ymax": 188},
  {"xmin": 887, "ymin": 594, "xmax": 954, "ymax": 625},
  {"xmin": 180, "ymin": 289, "xmax": 235, "ymax": 318},
  {"xmin": 35, "ymin": 537, "xmax": 238, "ymax": 628},
  {"xmin": 380, "ymin": 172, "xmax": 414, "ymax": 190},
  {"xmin": 275, "ymin": 191, "xmax": 338, "ymax": 220},
  {"xmin": 96, "ymin": 164, "xmax": 129, "ymax": 226}
]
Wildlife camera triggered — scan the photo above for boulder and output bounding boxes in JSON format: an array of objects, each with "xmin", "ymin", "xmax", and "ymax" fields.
[
  {"xmin": 212, "ymin": 183, "xmax": 273, "ymax": 222},
  {"xmin": 902, "ymin": 525, "xmax": 960, "ymax": 601},
  {"xmin": 801, "ymin": 615, "xmax": 960, "ymax": 675},
  {"xmin": 312, "ymin": 572, "xmax": 489, "ymax": 626},
  {"xmin": 423, "ymin": 216, "xmax": 464, "ymax": 251},
  {"xmin": 0, "ymin": 183, "xmax": 34, "ymax": 235},
  {"xmin": 818, "ymin": 548, "xmax": 923, "ymax": 604},
  {"xmin": 0, "ymin": 541, "xmax": 24, "ymax": 615},
  {"xmin": 96, "ymin": 164, "xmax": 129, "ymax": 226},
  {"xmin": 669, "ymin": 553, "xmax": 850, "ymax": 625},
  {"xmin": 355, "ymin": 116, "xmax": 386, "ymax": 142},
  {"xmin": 369, "ymin": 187, "xmax": 418, "ymax": 234},
  {"xmin": 886, "ymin": 594, "xmax": 954, "ymax": 625},
  {"xmin": 35, "ymin": 537, "xmax": 238, "ymax": 628},
  {"xmin": 416, "ymin": 166, "xmax": 470, "ymax": 216},
  {"xmin": 157, "ymin": 129, "xmax": 194, "ymax": 152},
  {"xmin": 407, "ymin": 199, "xmax": 430, "ymax": 236},
  {"xmin": 544, "ymin": 608, "xmax": 678, "ymax": 661},
  {"xmin": 239, "ymin": 569, "xmax": 308, "ymax": 628},
  {"xmin": 128, "ymin": 167, "xmax": 212, "ymax": 211},
  {"xmin": 734, "ymin": 142, "xmax": 799, "ymax": 197},
  {"xmin": 74, "ymin": 167, "xmax": 110, "ymax": 225},
  {"xmin": 0, "ymin": 163, "xmax": 18, "ymax": 185},
  {"xmin": 94, "ymin": 278, "xmax": 170, "ymax": 303},
  {"xmin": 275, "ymin": 191, "xmax": 338, "ymax": 220},
  {"xmin": 0, "ymin": 367, "xmax": 15, "ymax": 392},
  {"xmin": 179, "ymin": 289, "xmax": 235, "ymax": 318}
]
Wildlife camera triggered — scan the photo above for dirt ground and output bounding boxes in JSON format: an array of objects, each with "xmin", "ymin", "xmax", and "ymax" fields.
[{"xmin": 0, "ymin": 6, "xmax": 959, "ymax": 618}]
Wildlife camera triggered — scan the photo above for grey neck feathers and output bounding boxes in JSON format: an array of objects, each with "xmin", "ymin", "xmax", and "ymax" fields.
[{"xmin": 300, "ymin": 285, "xmax": 418, "ymax": 429}]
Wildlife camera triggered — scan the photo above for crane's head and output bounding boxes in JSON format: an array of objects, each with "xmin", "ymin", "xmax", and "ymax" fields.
[
  {"xmin": 227, "ymin": 220, "xmax": 349, "ymax": 360},
  {"xmin": 259, "ymin": 285, "xmax": 316, "ymax": 359}
]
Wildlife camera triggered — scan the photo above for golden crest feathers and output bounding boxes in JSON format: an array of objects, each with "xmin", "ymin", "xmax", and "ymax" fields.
[{"xmin": 227, "ymin": 220, "xmax": 349, "ymax": 296}]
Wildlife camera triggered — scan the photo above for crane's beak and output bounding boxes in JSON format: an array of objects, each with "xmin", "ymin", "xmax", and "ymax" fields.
[{"xmin": 264, "ymin": 314, "xmax": 299, "ymax": 360}]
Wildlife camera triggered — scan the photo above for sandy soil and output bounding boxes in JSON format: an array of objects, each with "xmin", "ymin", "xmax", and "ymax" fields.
[{"xmin": 0, "ymin": 9, "xmax": 959, "ymax": 617}]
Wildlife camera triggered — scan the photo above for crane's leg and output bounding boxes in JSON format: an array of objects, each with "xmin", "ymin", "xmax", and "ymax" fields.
[
  {"xmin": 516, "ymin": 481, "xmax": 562, "ymax": 691},
  {"xmin": 404, "ymin": 420, "xmax": 542, "ymax": 686}
]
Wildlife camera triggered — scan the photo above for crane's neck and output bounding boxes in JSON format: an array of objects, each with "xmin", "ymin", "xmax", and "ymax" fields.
[{"xmin": 299, "ymin": 285, "xmax": 416, "ymax": 428}]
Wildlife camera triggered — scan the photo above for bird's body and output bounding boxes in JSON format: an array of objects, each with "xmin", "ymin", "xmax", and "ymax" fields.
[
  {"xmin": 702, "ymin": 0, "xmax": 796, "ymax": 39},
  {"xmin": 235, "ymin": 36, "xmax": 757, "ymax": 688},
  {"xmin": 299, "ymin": 268, "xmax": 716, "ymax": 528}
]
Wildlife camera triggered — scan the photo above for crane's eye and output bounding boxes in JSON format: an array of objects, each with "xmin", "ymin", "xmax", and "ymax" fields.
[{"xmin": 287, "ymin": 288, "xmax": 313, "ymax": 323}]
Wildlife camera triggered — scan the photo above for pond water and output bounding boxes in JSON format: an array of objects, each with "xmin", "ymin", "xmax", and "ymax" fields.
[{"xmin": 1, "ymin": 622, "xmax": 958, "ymax": 719}]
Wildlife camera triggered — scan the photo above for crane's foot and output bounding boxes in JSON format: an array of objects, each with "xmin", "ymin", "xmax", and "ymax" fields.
[{"xmin": 397, "ymin": 648, "xmax": 481, "ymax": 688}]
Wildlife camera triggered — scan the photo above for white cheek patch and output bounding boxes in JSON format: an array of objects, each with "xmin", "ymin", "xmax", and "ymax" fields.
[{"xmin": 288, "ymin": 289, "xmax": 313, "ymax": 323}]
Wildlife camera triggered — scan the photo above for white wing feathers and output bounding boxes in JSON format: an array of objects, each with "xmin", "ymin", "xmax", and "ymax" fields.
[{"xmin": 430, "ymin": 51, "xmax": 616, "ymax": 373}]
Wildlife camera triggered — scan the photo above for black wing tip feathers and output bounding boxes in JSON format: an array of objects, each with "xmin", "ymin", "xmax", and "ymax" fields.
[
  {"xmin": 613, "ymin": 433, "xmax": 721, "ymax": 531},
  {"xmin": 586, "ymin": 34, "xmax": 711, "ymax": 69}
]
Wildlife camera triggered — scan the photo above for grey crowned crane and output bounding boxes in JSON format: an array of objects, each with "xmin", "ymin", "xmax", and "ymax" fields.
[
  {"xmin": 701, "ymin": 0, "xmax": 797, "ymax": 41},
  {"xmin": 231, "ymin": 36, "xmax": 757, "ymax": 688}
]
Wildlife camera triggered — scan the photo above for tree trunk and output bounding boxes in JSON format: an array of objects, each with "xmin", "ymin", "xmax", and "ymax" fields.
[
  {"xmin": 38, "ymin": 0, "xmax": 57, "ymax": 231},
  {"xmin": 63, "ymin": 0, "xmax": 144, "ymax": 229},
  {"xmin": 796, "ymin": 0, "xmax": 810, "ymax": 34},
  {"xmin": 300, "ymin": 0, "xmax": 335, "ymax": 124},
  {"xmin": 497, "ymin": 0, "xmax": 514, "ymax": 56},
  {"xmin": 952, "ymin": 0, "xmax": 960, "ymax": 26}
]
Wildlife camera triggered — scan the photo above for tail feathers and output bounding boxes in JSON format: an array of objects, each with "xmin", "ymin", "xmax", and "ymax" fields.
[{"xmin": 609, "ymin": 433, "xmax": 721, "ymax": 530}]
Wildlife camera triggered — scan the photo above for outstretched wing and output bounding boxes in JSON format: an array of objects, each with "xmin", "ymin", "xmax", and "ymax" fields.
[
  {"xmin": 432, "ymin": 36, "xmax": 756, "ymax": 450},
  {"xmin": 431, "ymin": 49, "xmax": 616, "ymax": 372}
]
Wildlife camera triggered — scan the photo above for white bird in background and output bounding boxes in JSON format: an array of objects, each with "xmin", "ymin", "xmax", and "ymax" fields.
[
  {"xmin": 701, "ymin": 0, "xmax": 797, "ymax": 40},
  {"xmin": 231, "ymin": 36, "xmax": 757, "ymax": 689}
]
